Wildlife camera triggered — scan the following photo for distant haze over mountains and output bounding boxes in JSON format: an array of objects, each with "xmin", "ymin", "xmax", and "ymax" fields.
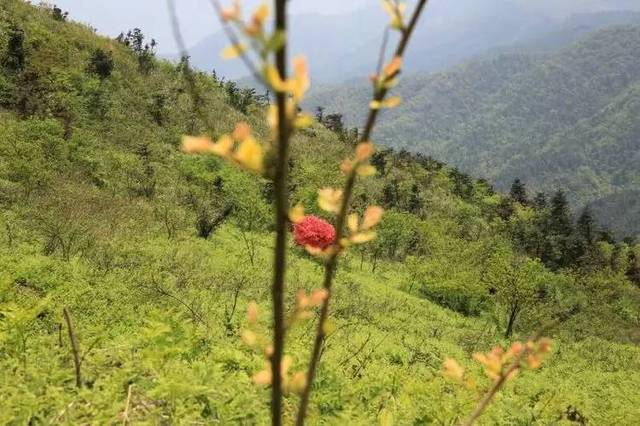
[{"xmin": 54, "ymin": 0, "xmax": 640, "ymax": 82}]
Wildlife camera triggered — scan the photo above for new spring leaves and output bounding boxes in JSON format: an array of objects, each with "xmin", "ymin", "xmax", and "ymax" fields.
[{"xmin": 443, "ymin": 338, "xmax": 553, "ymax": 385}]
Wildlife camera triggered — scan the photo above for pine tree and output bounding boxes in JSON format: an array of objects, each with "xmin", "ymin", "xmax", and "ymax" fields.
[
  {"xmin": 509, "ymin": 178, "xmax": 529, "ymax": 205},
  {"xmin": 408, "ymin": 184, "xmax": 422, "ymax": 214},
  {"xmin": 382, "ymin": 181, "xmax": 398, "ymax": 208},
  {"xmin": 577, "ymin": 207, "xmax": 595, "ymax": 245},
  {"xmin": 549, "ymin": 191, "xmax": 573, "ymax": 236},
  {"xmin": 3, "ymin": 25, "xmax": 25, "ymax": 72},
  {"xmin": 627, "ymin": 250, "xmax": 640, "ymax": 286},
  {"xmin": 540, "ymin": 190, "xmax": 575, "ymax": 269},
  {"xmin": 533, "ymin": 192, "xmax": 548, "ymax": 210},
  {"xmin": 87, "ymin": 49, "xmax": 114, "ymax": 80}
]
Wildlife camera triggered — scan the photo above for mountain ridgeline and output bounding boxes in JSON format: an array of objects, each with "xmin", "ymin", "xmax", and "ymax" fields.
[{"xmin": 305, "ymin": 22, "xmax": 640, "ymax": 239}]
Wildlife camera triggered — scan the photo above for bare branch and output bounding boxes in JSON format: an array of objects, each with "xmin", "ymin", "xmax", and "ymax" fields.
[{"xmin": 63, "ymin": 307, "xmax": 82, "ymax": 388}]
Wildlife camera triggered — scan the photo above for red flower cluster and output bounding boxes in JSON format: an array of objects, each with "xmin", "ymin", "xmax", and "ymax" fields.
[{"xmin": 293, "ymin": 216, "xmax": 336, "ymax": 249}]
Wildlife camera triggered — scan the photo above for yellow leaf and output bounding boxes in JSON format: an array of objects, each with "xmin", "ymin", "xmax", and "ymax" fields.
[
  {"xmin": 233, "ymin": 122, "xmax": 252, "ymax": 140},
  {"xmin": 381, "ymin": 0, "xmax": 406, "ymax": 30},
  {"xmin": 289, "ymin": 204, "xmax": 305, "ymax": 223},
  {"xmin": 241, "ymin": 330, "xmax": 257, "ymax": 346},
  {"xmin": 221, "ymin": 43, "xmax": 247, "ymax": 59},
  {"xmin": 253, "ymin": 368, "xmax": 272, "ymax": 386},
  {"xmin": 268, "ymin": 105, "xmax": 278, "ymax": 131},
  {"xmin": 347, "ymin": 213, "xmax": 359, "ymax": 233},
  {"xmin": 281, "ymin": 355, "xmax": 293, "ymax": 376},
  {"xmin": 294, "ymin": 113, "xmax": 313, "ymax": 129},
  {"xmin": 221, "ymin": 0, "xmax": 241, "ymax": 22},
  {"xmin": 383, "ymin": 78, "xmax": 400, "ymax": 90},
  {"xmin": 356, "ymin": 164, "xmax": 376, "ymax": 177},
  {"xmin": 304, "ymin": 245, "xmax": 336, "ymax": 259},
  {"xmin": 181, "ymin": 135, "xmax": 213, "ymax": 154},
  {"xmin": 369, "ymin": 100, "xmax": 382, "ymax": 110},
  {"xmin": 382, "ymin": 96, "xmax": 401, "ymax": 108},
  {"xmin": 355, "ymin": 142, "xmax": 375, "ymax": 162},
  {"xmin": 234, "ymin": 136, "xmax": 264, "ymax": 172},
  {"xmin": 264, "ymin": 64, "xmax": 289, "ymax": 93},
  {"xmin": 253, "ymin": 3, "xmax": 269, "ymax": 25},
  {"xmin": 363, "ymin": 206, "xmax": 384, "ymax": 229},
  {"xmin": 304, "ymin": 245, "xmax": 325, "ymax": 257},
  {"xmin": 350, "ymin": 231, "xmax": 377, "ymax": 244},
  {"xmin": 247, "ymin": 301, "xmax": 259, "ymax": 324},
  {"xmin": 384, "ymin": 56, "xmax": 402, "ymax": 78},
  {"xmin": 292, "ymin": 56, "xmax": 310, "ymax": 101},
  {"xmin": 210, "ymin": 135, "xmax": 234, "ymax": 157},
  {"xmin": 310, "ymin": 289, "xmax": 329, "ymax": 305},
  {"xmin": 289, "ymin": 372, "xmax": 307, "ymax": 394},
  {"xmin": 340, "ymin": 159, "xmax": 353, "ymax": 174},
  {"xmin": 442, "ymin": 358, "xmax": 465, "ymax": 381},
  {"xmin": 318, "ymin": 187, "xmax": 343, "ymax": 214}
]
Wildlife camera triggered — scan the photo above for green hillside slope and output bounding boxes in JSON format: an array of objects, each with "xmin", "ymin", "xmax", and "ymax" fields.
[
  {"xmin": 1, "ymin": 1, "xmax": 640, "ymax": 424},
  {"xmin": 304, "ymin": 25, "xmax": 640, "ymax": 238}
]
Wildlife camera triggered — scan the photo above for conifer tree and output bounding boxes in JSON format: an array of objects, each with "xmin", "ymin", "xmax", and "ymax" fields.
[
  {"xmin": 509, "ymin": 178, "xmax": 529, "ymax": 205},
  {"xmin": 576, "ymin": 207, "xmax": 595, "ymax": 245},
  {"xmin": 549, "ymin": 191, "xmax": 573, "ymax": 236},
  {"xmin": 627, "ymin": 249, "xmax": 640, "ymax": 286},
  {"xmin": 3, "ymin": 25, "xmax": 25, "ymax": 72}
]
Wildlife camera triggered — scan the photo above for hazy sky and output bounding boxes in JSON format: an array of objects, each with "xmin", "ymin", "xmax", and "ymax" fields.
[
  {"xmin": 54, "ymin": 0, "xmax": 371, "ymax": 53},
  {"xmin": 53, "ymin": 0, "xmax": 639, "ymax": 54}
]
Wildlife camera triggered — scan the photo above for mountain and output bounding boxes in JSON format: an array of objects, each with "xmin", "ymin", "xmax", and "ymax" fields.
[
  {"xmin": 182, "ymin": 1, "xmax": 640, "ymax": 82},
  {"xmin": 1, "ymin": 1, "xmax": 640, "ymax": 423},
  {"xmin": 304, "ymin": 22, "xmax": 640, "ymax": 238}
]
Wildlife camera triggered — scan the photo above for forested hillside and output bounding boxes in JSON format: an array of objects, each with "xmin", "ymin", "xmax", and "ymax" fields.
[
  {"xmin": 1, "ymin": 1, "xmax": 640, "ymax": 424},
  {"xmin": 304, "ymin": 24, "xmax": 640, "ymax": 238}
]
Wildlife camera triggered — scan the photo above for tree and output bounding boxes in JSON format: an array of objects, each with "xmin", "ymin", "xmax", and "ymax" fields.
[
  {"xmin": 3, "ymin": 25, "xmax": 25, "ymax": 72},
  {"xmin": 509, "ymin": 178, "xmax": 529, "ymax": 205},
  {"xmin": 549, "ymin": 191, "xmax": 572, "ymax": 237},
  {"xmin": 576, "ymin": 207, "xmax": 595, "ymax": 245},
  {"xmin": 323, "ymin": 113, "xmax": 344, "ymax": 134},
  {"xmin": 533, "ymin": 192, "xmax": 548, "ymax": 210},
  {"xmin": 116, "ymin": 28, "xmax": 156, "ymax": 74},
  {"xmin": 450, "ymin": 168, "xmax": 473, "ymax": 200},
  {"xmin": 484, "ymin": 254, "xmax": 548, "ymax": 337},
  {"xmin": 407, "ymin": 183, "xmax": 422, "ymax": 214},
  {"xmin": 149, "ymin": 93, "xmax": 167, "ymax": 126},
  {"xmin": 497, "ymin": 197, "xmax": 514, "ymax": 221},
  {"xmin": 87, "ymin": 49, "xmax": 114, "ymax": 80},
  {"xmin": 52, "ymin": 5, "xmax": 69, "ymax": 22},
  {"xmin": 627, "ymin": 249, "xmax": 640, "ymax": 286},
  {"xmin": 382, "ymin": 181, "xmax": 399, "ymax": 209},
  {"xmin": 184, "ymin": 185, "xmax": 233, "ymax": 239}
]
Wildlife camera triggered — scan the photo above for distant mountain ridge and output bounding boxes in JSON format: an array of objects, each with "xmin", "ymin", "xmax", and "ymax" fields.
[
  {"xmin": 179, "ymin": 2, "xmax": 640, "ymax": 83},
  {"xmin": 303, "ymin": 22, "xmax": 640, "ymax": 238}
]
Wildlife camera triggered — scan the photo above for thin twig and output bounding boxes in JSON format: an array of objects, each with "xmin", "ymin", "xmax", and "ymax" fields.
[
  {"xmin": 63, "ymin": 307, "xmax": 82, "ymax": 388},
  {"xmin": 295, "ymin": 2, "xmax": 429, "ymax": 424},
  {"xmin": 206, "ymin": 0, "xmax": 267, "ymax": 87},
  {"xmin": 122, "ymin": 384, "xmax": 133, "ymax": 426}
]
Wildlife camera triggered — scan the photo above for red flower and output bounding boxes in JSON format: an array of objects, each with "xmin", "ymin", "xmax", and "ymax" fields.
[{"xmin": 293, "ymin": 216, "xmax": 336, "ymax": 249}]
